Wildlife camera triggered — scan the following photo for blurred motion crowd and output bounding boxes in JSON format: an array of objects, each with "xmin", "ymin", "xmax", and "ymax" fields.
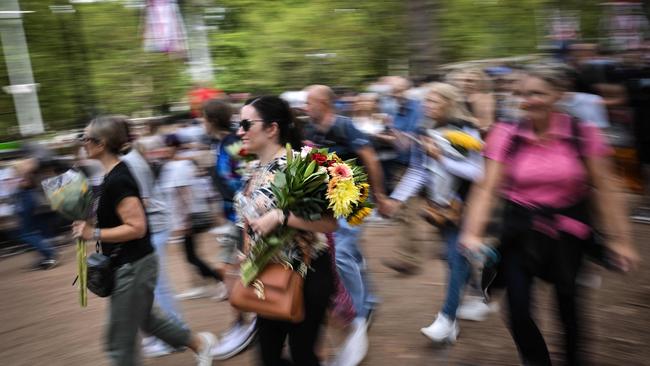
[{"xmin": 0, "ymin": 40, "xmax": 648, "ymax": 366}]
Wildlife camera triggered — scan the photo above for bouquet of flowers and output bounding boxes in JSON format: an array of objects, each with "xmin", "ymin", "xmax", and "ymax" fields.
[
  {"xmin": 225, "ymin": 141, "xmax": 256, "ymax": 163},
  {"xmin": 443, "ymin": 129, "xmax": 483, "ymax": 155},
  {"xmin": 425, "ymin": 128, "xmax": 483, "ymax": 160},
  {"xmin": 42, "ymin": 169, "xmax": 95, "ymax": 307},
  {"xmin": 422, "ymin": 128, "xmax": 484, "ymax": 207},
  {"xmin": 239, "ymin": 144, "xmax": 373, "ymax": 285}
]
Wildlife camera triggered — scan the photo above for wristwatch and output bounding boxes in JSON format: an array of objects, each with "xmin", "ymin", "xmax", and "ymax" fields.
[{"xmin": 93, "ymin": 227, "xmax": 101, "ymax": 242}]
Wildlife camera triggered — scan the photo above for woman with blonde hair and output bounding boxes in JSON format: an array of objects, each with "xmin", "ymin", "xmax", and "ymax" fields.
[{"xmin": 381, "ymin": 82, "xmax": 486, "ymax": 343}]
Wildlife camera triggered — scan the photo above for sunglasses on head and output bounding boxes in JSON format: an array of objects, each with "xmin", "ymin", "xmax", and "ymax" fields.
[{"xmin": 239, "ymin": 119, "xmax": 264, "ymax": 132}]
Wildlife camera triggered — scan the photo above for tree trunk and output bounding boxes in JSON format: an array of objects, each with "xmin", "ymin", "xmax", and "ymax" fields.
[{"xmin": 406, "ymin": 0, "xmax": 439, "ymax": 79}]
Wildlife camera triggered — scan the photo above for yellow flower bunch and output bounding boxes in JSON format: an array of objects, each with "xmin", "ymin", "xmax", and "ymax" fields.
[
  {"xmin": 347, "ymin": 206, "xmax": 372, "ymax": 226},
  {"xmin": 444, "ymin": 130, "xmax": 483, "ymax": 151},
  {"xmin": 326, "ymin": 177, "xmax": 360, "ymax": 218}
]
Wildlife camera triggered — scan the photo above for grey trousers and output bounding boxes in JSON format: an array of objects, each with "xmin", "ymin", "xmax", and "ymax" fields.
[{"xmin": 107, "ymin": 253, "xmax": 191, "ymax": 366}]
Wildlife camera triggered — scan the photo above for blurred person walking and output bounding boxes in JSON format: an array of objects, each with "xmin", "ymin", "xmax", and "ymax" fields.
[
  {"xmin": 377, "ymin": 76, "xmax": 423, "ymax": 194},
  {"xmin": 235, "ymin": 96, "xmax": 337, "ymax": 366},
  {"xmin": 159, "ymin": 134, "xmax": 227, "ymax": 300},
  {"xmin": 201, "ymin": 98, "xmax": 258, "ymax": 360},
  {"xmin": 304, "ymin": 85, "xmax": 387, "ymax": 365},
  {"xmin": 448, "ymin": 68, "xmax": 496, "ymax": 132},
  {"xmin": 15, "ymin": 158, "xmax": 57, "ymax": 270},
  {"xmin": 380, "ymin": 83, "xmax": 488, "ymax": 342},
  {"xmin": 71, "ymin": 116, "xmax": 215, "ymax": 366},
  {"xmin": 460, "ymin": 65, "xmax": 639, "ymax": 366},
  {"xmin": 122, "ymin": 140, "xmax": 184, "ymax": 358}
]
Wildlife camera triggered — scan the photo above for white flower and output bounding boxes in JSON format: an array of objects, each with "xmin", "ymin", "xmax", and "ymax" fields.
[
  {"xmin": 319, "ymin": 166, "xmax": 329, "ymax": 182},
  {"xmin": 300, "ymin": 146, "xmax": 313, "ymax": 158}
]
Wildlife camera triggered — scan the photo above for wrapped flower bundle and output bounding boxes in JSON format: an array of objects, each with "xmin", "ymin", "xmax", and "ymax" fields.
[
  {"xmin": 42, "ymin": 170, "xmax": 95, "ymax": 307},
  {"xmin": 442, "ymin": 129, "xmax": 483, "ymax": 156}
]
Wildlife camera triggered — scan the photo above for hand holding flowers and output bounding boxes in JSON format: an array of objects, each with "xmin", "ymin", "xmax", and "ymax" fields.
[
  {"xmin": 72, "ymin": 220, "xmax": 95, "ymax": 241},
  {"xmin": 248, "ymin": 209, "xmax": 285, "ymax": 237}
]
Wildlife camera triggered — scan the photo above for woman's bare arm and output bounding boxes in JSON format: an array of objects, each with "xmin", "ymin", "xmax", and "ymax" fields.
[
  {"xmin": 586, "ymin": 156, "xmax": 639, "ymax": 270},
  {"xmin": 459, "ymin": 159, "xmax": 504, "ymax": 250}
]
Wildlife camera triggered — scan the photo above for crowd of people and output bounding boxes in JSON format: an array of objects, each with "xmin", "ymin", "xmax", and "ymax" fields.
[{"xmin": 2, "ymin": 42, "xmax": 649, "ymax": 366}]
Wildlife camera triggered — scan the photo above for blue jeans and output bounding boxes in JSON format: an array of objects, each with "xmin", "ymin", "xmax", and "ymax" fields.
[
  {"xmin": 333, "ymin": 218, "xmax": 377, "ymax": 319},
  {"xmin": 20, "ymin": 228, "xmax": 54, "ymax": 260},
  {"xmin": 440, "ymin": 226, "xmax": 470, "ymax": 320},
  {"xmin": 150, "ymin": 230, "xmax": 183, "ymax": 323}
]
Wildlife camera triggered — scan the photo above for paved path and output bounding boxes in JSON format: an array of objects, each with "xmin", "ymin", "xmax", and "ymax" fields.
[{"xmin": 1, "ymin": 215, "xmax": 649, "ymax": 365}]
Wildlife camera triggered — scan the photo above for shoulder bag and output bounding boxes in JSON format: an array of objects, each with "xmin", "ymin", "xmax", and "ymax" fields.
[{"xmin": 86, "ymin": 241, "xmax": 115, "ymax": 297}]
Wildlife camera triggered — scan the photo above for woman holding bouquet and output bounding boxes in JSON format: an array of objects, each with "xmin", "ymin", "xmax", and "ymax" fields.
[
  {"xmin": 236, "ymin": 96, "xmax": 337, "ymax": 366},
  {"xmin": 71, "ymin": 116, "xmax": 215, "ymax": 366},
  {"xmin": 460, "ymin": 64, "xmax": 639, "ymax": 365},
  {"xmin": 381, "ymin": 82, "xmax": 485, "ymax": 343}
]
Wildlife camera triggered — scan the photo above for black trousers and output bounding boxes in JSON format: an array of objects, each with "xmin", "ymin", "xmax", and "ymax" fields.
[
  {"xmin": 257, "ymin": 251, "xmax": 335, "ymax": 366},
  {"xmin": 502, "ymin": 230, "xmax": 585, "ymax": 366},
  {"xmin": 183, "ymin": 233, "xmax": 222, "ymax": 282}
]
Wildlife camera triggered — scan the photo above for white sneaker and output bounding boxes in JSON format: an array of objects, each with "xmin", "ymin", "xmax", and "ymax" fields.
[
  {"xmin": 331, "ymin": 317, "xmax": 369, "ymax": 366},
  {"xmin": 195, "ymin": 332, "xmax": 217, "ymax": 366},
  {"xmin": 143, "ymin": 339, "xmax": 174, "ymax": 358},
  {"xmin": 420, "ymin": 313, "xmax": 459, "ymax": 343},
  {"xmin": 456, "ymin": 296, "xmax": 492, "ymax": 322},
  {"xmin": 210, "ymin": 318, "xmax": 257, "ymax": 360},
  {"xmin": 211, "ymin": 282, "xmax": 228, "ymax": 301},
  {"xmin": 142, "ymin": 336, "xmax": 156, "ymax": 348},
  {"xmin": 175, "ymin": 286, "xmax": 211, "ymax": 300}
]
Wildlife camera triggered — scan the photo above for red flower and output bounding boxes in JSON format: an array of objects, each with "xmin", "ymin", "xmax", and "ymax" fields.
[
  {"xmin": 326, "ymin": 159, "xmax": 337, "ymax": 167},
  {"xmin": 239, "ymin": 148, "xmax": 249, "ymax": 157},
  {"xmin": 311, "ymin": 153, "xmax": 328, "ymax": 166}
]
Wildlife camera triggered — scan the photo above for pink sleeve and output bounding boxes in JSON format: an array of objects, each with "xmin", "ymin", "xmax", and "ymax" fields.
[
  {"xmin": 580, "ymin": 124, "xmax": 612, "ymax": 158},
  {"xmin": 483, "ymin": 123, "xmax": 517, "ymax": 163}
]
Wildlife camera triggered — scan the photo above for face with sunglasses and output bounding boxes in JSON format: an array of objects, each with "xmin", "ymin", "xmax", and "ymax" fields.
[
  {"xmin": 80, "ymin": 127, "xmax": 104, "ymax": 159},
  {"xmin": 237, "ymin": 105, "xmax": 279, "ymax": 155}
]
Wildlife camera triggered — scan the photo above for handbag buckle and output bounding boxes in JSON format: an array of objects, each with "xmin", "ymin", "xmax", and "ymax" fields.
[{"xmin": 252, "ymin": 279, "xmax": 266, "ymax": 300}]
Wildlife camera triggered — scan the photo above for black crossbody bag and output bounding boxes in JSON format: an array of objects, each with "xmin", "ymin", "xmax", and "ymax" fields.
[{"xmin": 87, "ymin": 241, "xmax": 116, "ymax": 297}]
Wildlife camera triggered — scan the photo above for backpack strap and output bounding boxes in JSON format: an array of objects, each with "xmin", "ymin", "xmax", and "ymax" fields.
[{"xmin": 569, "ymin": 116, "xmax": 584, "ymax": 162}]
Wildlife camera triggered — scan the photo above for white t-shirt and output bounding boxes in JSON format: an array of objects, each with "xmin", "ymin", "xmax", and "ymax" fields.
[{"xmin": 159, "ymin": 159, "xmax": 196, "ymax": 231}]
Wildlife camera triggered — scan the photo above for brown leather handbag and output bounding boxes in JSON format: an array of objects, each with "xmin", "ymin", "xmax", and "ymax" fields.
[
  {"xmin": 229, "ymin": 226, "xmax": 310, "ymax": 323},
  {"xmin": 229, "ymin": 260, "xmax": 307, "ymax": 323}
]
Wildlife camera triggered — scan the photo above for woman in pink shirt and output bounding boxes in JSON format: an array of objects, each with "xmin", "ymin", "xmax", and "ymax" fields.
[{"xmin": 460, "ymin": 64, "xmax": 639, "ymax": 366}]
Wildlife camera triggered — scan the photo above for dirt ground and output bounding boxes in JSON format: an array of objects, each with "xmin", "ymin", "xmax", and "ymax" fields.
[{"xmin": 1, "ymin": 209, "xmax": 649, "ymax": 366}]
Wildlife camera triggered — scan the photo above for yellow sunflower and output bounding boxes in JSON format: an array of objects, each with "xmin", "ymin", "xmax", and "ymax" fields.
[
  {"xmin": 347, "ymin": 207, "xmax": 373, "ymax": 226},
  {"xmin": 358, "ymin": 183, "xmax": 370, "ymax": 203}
]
